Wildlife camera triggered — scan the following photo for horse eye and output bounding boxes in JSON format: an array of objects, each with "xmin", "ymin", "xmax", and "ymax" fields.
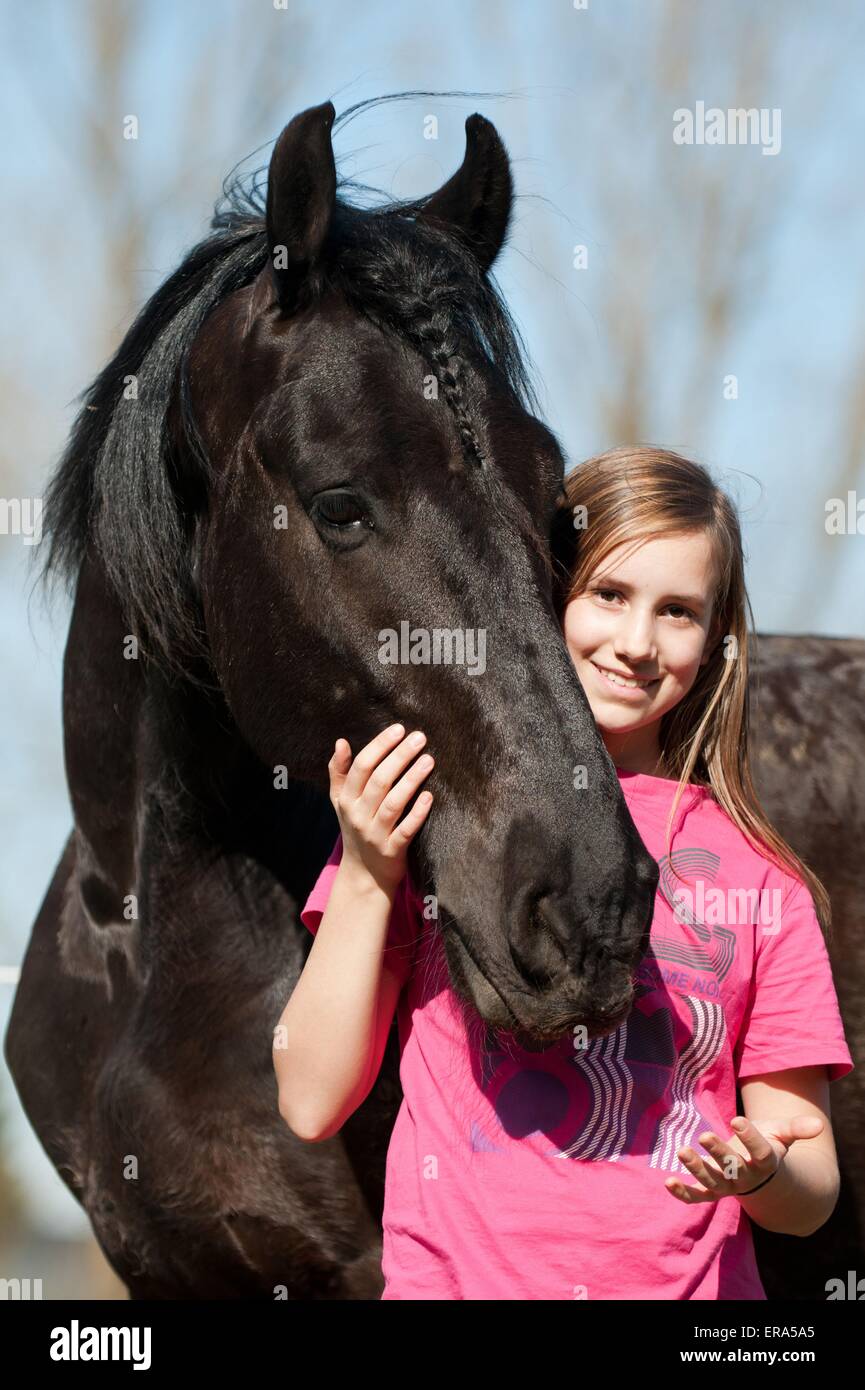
[{"xmin": 312, "ymin": 490, "xmax": 367, "ymax": 529}]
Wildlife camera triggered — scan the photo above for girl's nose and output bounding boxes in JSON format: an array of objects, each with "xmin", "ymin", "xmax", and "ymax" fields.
[{"xmin": 614, "ymin": 616, "xmax": 657, "ymax": 665}]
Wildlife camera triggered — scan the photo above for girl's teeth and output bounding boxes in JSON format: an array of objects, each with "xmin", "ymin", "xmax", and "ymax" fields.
[{"xmin": 597, "ymin": 665, "xmax": 651, "ymax": 689}]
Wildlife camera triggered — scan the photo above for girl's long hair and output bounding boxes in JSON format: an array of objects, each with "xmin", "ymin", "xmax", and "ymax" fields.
[{"xmin": 552, "ymin": 444, "xmax": 832, "ymax": 938}]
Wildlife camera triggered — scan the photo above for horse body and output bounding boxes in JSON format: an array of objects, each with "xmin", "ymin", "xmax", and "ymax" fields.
[{"xmin": 748, "ymin": 634, "xmax": 865, "ymax": 1300}]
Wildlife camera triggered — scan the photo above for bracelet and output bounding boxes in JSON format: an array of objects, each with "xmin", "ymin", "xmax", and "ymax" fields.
[{"xmin": 739, "ymin": 1167, "xmax": 779, "ymax": 1196}]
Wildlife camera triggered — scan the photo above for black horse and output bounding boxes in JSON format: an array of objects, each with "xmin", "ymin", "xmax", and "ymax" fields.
[
  {"xmin": 5, "ymin": 98, "xmax": 659, "ymax": 1298},
  {"xmin": 6, "ymin": 98, "xmax": 861, "ymax": 1301}
]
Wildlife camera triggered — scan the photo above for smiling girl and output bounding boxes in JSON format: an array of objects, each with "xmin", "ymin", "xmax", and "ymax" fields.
[
  {"xmin": 553, "ymin": 446, "xmax": 851, "ymax": 1237},
  {"xmin": 274, "ymin": 444, "xmax": 853, "ymax": 1300}
]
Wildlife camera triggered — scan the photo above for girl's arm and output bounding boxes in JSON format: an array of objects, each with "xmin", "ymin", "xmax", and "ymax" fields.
[
  {"xmin": 272, "ymin": 861, "xmax": 406, "ymax": 1145},
  {"xmin": 273, "ymin": 862, "xmax": 403, "ymax": 1141},
  {"xmin": 273, "ymin": 723, "xmax": 434, "ymax": 1142},
  {"xmin": 735, "ymin": 1065, "xmax": 840, "ymax": 1237}
]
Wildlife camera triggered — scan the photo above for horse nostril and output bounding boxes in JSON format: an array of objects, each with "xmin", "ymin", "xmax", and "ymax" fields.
[
  {"xmin": 509, "ymin": 890, "xmax": 567, "ymax": 989},
  {"xmin": 532, "ymin": 890, "xmax": 570, "ymax": 939}
]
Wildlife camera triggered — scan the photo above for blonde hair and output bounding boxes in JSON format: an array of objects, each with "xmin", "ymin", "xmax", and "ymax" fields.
[{"xmin": 553, "ymin": 444, "xmax": 832, "ymax": 939}]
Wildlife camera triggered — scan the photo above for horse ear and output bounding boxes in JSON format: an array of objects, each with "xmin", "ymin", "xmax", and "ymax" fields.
[
  {"xmin": 417, "ymin": 114, "xmax": 513, "ymax": 272},
  {"xmin": 265, "ymin": 101, "xmax": 337, "ymax": 314}
]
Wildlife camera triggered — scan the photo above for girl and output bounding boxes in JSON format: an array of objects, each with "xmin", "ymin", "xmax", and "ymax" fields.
[{"xmin": 273, "ymin": 444, "xmax": 853, "ymax": 1301}]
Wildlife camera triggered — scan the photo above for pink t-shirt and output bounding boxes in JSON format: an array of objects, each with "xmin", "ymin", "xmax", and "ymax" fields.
[{"xmin": 300, "ymin": 768, "xmax": 854, "ymax": 1301}]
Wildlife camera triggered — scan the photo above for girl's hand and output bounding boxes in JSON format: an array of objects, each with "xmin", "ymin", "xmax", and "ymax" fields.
[
  {"xmin": 328, "ymin": 723, "xmax": 435, "ymax": 893},
  {"xmin": 664, "ymin": 1113, "xmax": 823, "ymax": 1204}
]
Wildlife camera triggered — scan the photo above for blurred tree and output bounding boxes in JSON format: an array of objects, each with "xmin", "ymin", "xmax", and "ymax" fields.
[{"xmin": 14, "ymin": 0, "xmax": 305, "ymax": 358}]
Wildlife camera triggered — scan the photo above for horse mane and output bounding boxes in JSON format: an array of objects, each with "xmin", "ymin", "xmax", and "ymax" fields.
[{"xmin": 33, "ymin": 92, "xmax": 540, "ymax": 687}]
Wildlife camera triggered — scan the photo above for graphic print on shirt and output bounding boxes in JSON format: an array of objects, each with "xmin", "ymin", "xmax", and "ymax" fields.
[{"xmin": 471, "ymin": 848, "xmax": 739, "ymax": 1174}]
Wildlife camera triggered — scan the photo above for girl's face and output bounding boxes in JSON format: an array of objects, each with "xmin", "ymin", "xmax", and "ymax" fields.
[{"xmin": 562, "ymin": 530, "xmax": 721, "ymax": 774}]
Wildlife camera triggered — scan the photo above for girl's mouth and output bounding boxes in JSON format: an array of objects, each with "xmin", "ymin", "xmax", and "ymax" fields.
[{"xmin": 591, "ymin": 660, "xmax": 660, "ymax": 697}]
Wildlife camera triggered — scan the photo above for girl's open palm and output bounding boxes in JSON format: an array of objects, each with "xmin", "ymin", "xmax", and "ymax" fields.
[
  {"xmin": 665, "ymin": 1113, "xmax": 824, "ymax": 1204},
  {"xmin": 328, "ymin": 723, "xmax": 435, "ymax": 893}
]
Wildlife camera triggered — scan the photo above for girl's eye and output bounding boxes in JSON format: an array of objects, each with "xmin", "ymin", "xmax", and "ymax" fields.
[
  {"xmin": 312, "ymin": 490, "xmax": 366, "ymax": 529},
  {"xmin": 590, "ymin": 588, "xmax": 693, "ymax": 621}
]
